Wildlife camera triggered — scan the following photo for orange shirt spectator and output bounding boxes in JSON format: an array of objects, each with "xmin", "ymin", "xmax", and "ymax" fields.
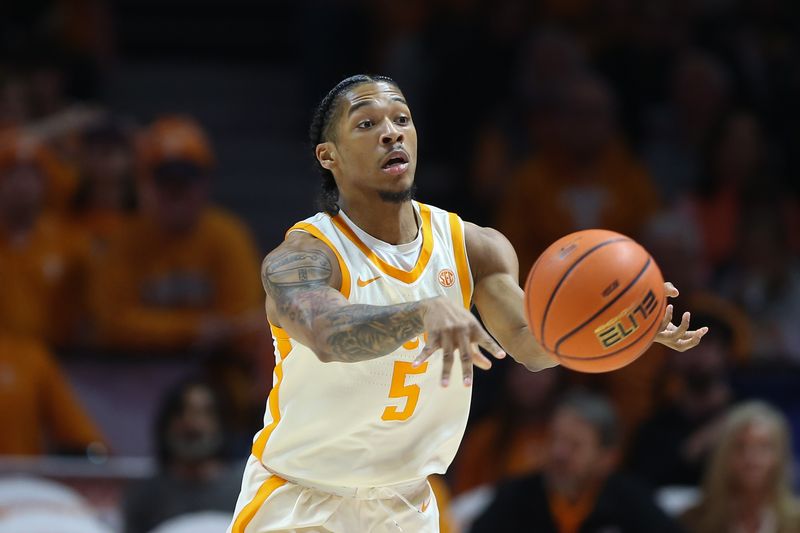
[
  {"xmin": 90, "ymin": 116, "xmax": 262, "ymax": 353},
  {"xmin": 496, "ymin": 73, "xmax": 659, "ymax": 275},
  {"xmin": 70, "ymin": 119, "xmax": 136, "ymax": 255},
  {"xmin": 498, "ymin": 141, "xmax": 659, "ymax": 276},
  {"xmin": 0, "ymin": 335, "xmax": 105, "ymax": 455},
  {"xmin": 91, "ymin": 207, "xmax": 262, "ymax": 352},
  {"xmin": 0, "ymin": 134, "xmax": 90, "ymax": 346}
]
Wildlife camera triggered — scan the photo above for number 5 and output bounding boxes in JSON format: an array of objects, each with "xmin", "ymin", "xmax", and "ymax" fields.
[{"xmin": 382, "ymin": 360, "xmax": 428, "ymax": 421}]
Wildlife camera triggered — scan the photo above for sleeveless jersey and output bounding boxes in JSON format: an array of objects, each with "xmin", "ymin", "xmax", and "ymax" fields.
[{"xmin": 251, "ymin": 201, "xmax": 474, "ymax": 488}]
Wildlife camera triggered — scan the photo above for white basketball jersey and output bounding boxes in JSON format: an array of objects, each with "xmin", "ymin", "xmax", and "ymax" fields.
[{"xmin": 251, "ymin": 201, "xmax": 474, "ymax": 488}]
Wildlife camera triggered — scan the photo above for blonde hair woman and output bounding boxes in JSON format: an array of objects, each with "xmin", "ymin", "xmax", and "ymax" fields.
[{"xmin": 682, "ymin": 401, "xmax": 800, "ymax": 532}]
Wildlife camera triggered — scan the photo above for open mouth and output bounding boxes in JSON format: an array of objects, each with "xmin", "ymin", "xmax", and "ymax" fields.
[{"xmin": 381, "ymin": 151, "xmax": 410, "ymax": 175}]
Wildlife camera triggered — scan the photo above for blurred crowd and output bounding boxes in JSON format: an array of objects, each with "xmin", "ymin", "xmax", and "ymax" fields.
[{"xmin": 2, "ymin": 0, "xmax": 800, "ymax": 532}]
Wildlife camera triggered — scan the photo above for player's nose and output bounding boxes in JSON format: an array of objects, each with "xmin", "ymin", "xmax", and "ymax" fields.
[{"xmin": 380, "ymin": 122, "xmax": 404, "ymax": 145}]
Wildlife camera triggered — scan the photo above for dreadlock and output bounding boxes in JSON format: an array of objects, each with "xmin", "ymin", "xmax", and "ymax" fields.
[{"xmin": 309, "ymin": 74, "xmax": 398, "ymax": 214}]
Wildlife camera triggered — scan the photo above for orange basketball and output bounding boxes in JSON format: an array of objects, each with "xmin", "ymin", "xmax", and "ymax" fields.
[{"xmin": 523, "ymin": 229, "xmax": 666, "ymax": 373}]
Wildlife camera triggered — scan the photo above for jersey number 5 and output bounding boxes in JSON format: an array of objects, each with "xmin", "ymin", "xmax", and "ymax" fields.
[{"xmin": 382, "ymin": 360, "xmax": 428, "ymax": 421}]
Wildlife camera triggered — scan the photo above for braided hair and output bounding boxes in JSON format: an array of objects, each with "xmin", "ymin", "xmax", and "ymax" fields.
[{"xmin": 309, "ymin": 74, "xmax": 398, "ymax": 214}]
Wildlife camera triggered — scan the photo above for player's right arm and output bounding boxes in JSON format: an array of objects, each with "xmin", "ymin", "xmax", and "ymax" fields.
[{"xmin": 262, "ymin": 232, "xmax": 504, "ymax": 379}]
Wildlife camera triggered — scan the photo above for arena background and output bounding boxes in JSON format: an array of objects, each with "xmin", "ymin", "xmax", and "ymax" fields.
[{"xmin": 1, "ymin": 1, "xmax": 799, "ymax": 531}]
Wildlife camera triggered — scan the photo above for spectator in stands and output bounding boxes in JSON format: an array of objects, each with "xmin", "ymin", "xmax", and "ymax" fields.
[
  {"xmin": 471, "ymin": 390, "xmax": 682, "ymax": 533},
  {"xmin": 70, "ymin": 118, "xmax": 136, "ymax": 255},
  {"xmin": 0, "ymin": 132, "xmax": 90, "ymax": 347},
  {"xmin": 642, "ymin": 50, "xmax": 731, "ymax": 202},
  {"xmin": 714, "ymin": 205, "xmax": 800, "ymax": 362},
  {"xmin": 682, "ymin": 401, "xmax": 800, "ymax": 532},
  {"xmin": 469, "ymin": 27, "xmax": 585, "ymax": 221},
  {"xmin": 453, "ymin": 365, "xmax": 563, "ymax": 495},
  {"xmin": 0, "ymin": 335, "xmax": 105, "ymax": 455},
  {"xmin": 90, "ymin": 116, "xmax": 263, "ymax": 353},
  {"xmin": 627, "ymin": 316, "xmax": 735, "ymax": 488},
  {"xmin": 122, "ymin": 378, "xmax": 242, "ymax": 533},
  {"xmin": 685, "ymin": 111, "xmax": 775, "ymax": 269},
  {"xmin": 496, "ymin": 71, "xmax": 659, "ymax": 274}
]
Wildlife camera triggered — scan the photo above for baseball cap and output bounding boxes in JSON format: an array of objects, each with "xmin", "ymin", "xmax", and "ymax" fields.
[{"xmin": 138, "ymin": 116, "xmax": 215, "ymax": 180}]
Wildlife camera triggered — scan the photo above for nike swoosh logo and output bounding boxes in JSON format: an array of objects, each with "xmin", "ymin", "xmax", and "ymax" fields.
[
  {"xmin": 421, "ymin": 497, "xmax": 431, "ymax": 513},
  {"xmin": 357, "ymin": 275, "xmax": 382, "ymax": 287}
]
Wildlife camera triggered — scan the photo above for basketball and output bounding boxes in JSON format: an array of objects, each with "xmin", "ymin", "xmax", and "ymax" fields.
[{"xmin": 523, "ymin": 229, "xmax": 666, "ymax": 373}]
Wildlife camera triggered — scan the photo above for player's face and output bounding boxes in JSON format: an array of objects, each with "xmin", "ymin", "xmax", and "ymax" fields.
[{"xmin": 323, "ymin": 82, "xmax": 418, "ymax": 203}]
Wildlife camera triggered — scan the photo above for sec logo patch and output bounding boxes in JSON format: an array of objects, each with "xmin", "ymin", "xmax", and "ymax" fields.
[{"xmin": 438, "ymin": 268, "xmax": 455, "ymax": 288}]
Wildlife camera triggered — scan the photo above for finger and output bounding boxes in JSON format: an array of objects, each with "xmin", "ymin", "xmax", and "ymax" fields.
[
  {"xmin": 470, "ymin": 342, "xmax": 493, "ymax": 371},
  {"xmin": 457, "ymin": 338, "xmax": 474, "ymax": 386},
  {"xmin": 677, "ymin": 327, "xmax": 709, "ymax": 350},
  {"xmin": 440, "ymin": 335, "xmax": 455, "ymax": 387},
  {"xmin": 473, "ymin": 326, "xmax": 506, "ymax": 359},
  {"xmin": 673, "ymin": 311, "xmax": 691, "ymax": 338},
  {"xmin": 664, "ymin": 282, "xmax": 679, "ymax": 298},
  {"xmin": 659, "ymin": 304, "xmax": 673, "ymax": 332},
  {"xmin": 413, "ymin": 333, "xmax": 439, "ymax": 367}
]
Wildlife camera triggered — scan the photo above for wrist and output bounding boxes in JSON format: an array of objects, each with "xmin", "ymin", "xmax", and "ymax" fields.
[{"xmin": 418, "ymin": 296, "xmax": 442, "ymax": 318}]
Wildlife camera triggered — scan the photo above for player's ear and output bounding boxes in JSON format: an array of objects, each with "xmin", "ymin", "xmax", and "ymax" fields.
[{"xmin": 316, "ymin": 142, "xmax": 336, "ymax": 170}]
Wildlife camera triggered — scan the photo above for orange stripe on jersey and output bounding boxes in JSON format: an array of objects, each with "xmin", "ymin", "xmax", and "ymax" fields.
[
  {"xmin": 251, "ymin": 324, "xmax": 292, "ymax": 459},
  {"xmin": 330, "ymin": 203, "xmax": 434, "ymax": 284},
  {"xmin": 448, "ymin": 213, "xmax": 473, "ymax": 309},
  {"xmin": 230, "ymin": 474, "xmax": 287, "ymax": 533},
  {"xmin": 286, "ymin": 222, "xmax": 352, "ymax": 299}
]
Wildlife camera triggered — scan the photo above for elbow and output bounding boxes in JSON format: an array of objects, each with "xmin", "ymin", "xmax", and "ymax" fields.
[
  {"xmin": 314, "ymin": 347, "xmax": 336, "ymax": 363},
  {"xmin": 308, "ymin": 328, "xmax": 338, "ymax": 363}
]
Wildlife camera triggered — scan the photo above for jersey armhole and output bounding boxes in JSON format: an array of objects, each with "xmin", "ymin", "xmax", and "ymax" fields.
[{"xmin": 286, "ymin": 222, "xmax": 352, "ymax": 299}]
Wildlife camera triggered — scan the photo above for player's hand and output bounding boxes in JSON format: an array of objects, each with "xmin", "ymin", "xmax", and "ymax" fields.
[
  {"xmin": 413, "ymin": 297, "xmax": 505, "ymax": 387},
  {"xmin": 654, "ymin": 282, "xmax": 709, "ymax": 352}
]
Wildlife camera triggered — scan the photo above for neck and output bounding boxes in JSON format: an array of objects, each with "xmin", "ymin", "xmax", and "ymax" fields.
[
  {"xmin": 338, "ymin": 197, "xmax": 417, "ymax": 245},
  {"xmin": 736, "ymin": 491, "xmax": 769, "ymax": 514}
]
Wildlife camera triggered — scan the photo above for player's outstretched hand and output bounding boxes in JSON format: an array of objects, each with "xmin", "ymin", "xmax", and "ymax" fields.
[
  {"xmin": 412, "ymin": 297, "xmax": 505, "ymax": 387},
  {"xmin": 654, "ymin": 282, "xmax": 709, "ymax": 352}
]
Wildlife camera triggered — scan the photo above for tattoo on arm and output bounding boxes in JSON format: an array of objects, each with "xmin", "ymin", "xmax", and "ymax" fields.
[
  {"xmin": 263, "ymin": 248, "xmax": 426, "ymax": 362},
  {"xmin": 321, "ymin": 302, "xmax": 424, "ymax": 361}
]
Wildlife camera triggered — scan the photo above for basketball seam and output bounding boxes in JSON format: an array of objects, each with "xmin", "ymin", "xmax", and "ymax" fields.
[
  {"xmin": 555, "ymin": 309, "xmax": 661, "ymax": 361},
  {"xmin": 554, "ymin": 256, "xmax": 652, "ymax": 355},
  {"xmin": 539, "ymin": 237, "xmax": 630, "ymax": 350}
]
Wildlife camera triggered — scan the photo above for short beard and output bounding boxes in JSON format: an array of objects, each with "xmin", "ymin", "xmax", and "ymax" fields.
[{"xmin": 378, "ymin": 184, "xmax": 416, "ymax": 204}]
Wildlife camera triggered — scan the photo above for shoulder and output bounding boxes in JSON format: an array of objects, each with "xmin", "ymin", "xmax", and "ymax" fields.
[
  {"xmin": 463, "ymin": 221, "xmax": 519, "ymax": 283},
  {"xmin": 261, "ymin": 229, "xmax": 343, "ymax": 292}
]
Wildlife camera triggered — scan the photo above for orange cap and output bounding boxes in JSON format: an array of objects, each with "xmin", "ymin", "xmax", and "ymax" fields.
[{"xmin": 137, "ymin": 115, "xmax": 215, "ymax": 170}]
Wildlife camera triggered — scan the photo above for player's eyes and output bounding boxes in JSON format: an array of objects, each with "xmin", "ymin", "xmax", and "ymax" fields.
[
  {"xmin": 395, "ymin": 115, "xmax": 409, "ymax": 125},
  {"xmin": 357, "ymin": 120, "xmax": 373, "ymax": 129}
]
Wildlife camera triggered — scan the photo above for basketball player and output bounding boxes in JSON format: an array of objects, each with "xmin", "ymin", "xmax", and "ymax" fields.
[{"xmin": 228, "ymin": 75, "xmax": 707, "ymax": 533}]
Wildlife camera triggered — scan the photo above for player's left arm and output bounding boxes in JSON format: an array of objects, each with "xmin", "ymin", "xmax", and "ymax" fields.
[
  {"xmin": 465, "ymin": 223, "xmax": 709, "ymax": 372},
  {"xmin": 465, "ymin": 223, "xmax": 558, "ymax": 371}
]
